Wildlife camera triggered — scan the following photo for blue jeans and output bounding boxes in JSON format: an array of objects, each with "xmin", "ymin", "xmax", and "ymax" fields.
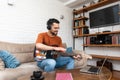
[{"xmin": 37, "ymin": 56, "xmax": 74, "ymax": 72}]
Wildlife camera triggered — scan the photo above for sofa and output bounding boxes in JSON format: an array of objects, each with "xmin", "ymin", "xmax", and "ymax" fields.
[{"xmin": 0, "ymin": 41, "xmax": 92, "ymax": 80}]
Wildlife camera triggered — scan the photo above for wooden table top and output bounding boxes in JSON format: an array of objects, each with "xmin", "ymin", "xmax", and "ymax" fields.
[{"xmin": 17, "ymin": 67, "xmax": 112, "ymax": 80}]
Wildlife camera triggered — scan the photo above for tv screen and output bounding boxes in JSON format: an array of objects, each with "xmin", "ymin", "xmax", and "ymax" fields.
[{"xmin": 89, "ymin": 4, "xmax": 120, "ymax": 28}]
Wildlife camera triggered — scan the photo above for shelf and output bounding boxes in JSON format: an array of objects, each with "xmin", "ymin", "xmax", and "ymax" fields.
[
  {"xmin": 90, "ymin": 54, "xmax": 120, "ymax": 61},
  {"xmin": 73, "ymin": 25, "xmax": 88, "ymax": 29},
  {"xmin": 73, "ymin": 35, "xmax": 83, "ymax": 38},
  {"xmin": 73, "ymin": 0, "xmax": 119, "ymax": 14},
  {"xmin": 83, "ymin": 31, "xmax": 120, "ymax": 37},
  {"xmin": 73, "ymin": 31, "xmax": 120, "ymax": 38},
  {"xmin": 73, "ymin": 17, "xmax": 88, "ymax": 21},
  {"xmin": 83, "ymin": 44, "xmax": 120, "ymax": 47}
]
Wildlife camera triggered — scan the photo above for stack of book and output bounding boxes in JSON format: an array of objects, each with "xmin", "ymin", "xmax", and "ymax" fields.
[{"xmin": 56, "ymin": 73, "xmax": 73, "ymax": 80}]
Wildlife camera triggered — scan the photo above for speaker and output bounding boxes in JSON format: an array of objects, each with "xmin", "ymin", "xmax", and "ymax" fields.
[
  {"xmin": 104, "ymin": 36, "xmax": 112, "ymax": 44},
  {"xmin": 90, "ymin": 37, "xmax": 96, "ymax": 44},
  {"xmin": 47, "ymin": 25, "xmax": 51, "ymax": 30},
  {"xmin": 96, "ymin": 35, "xmax": 105, "ymax": 44},
  {"xmin": 83, "ymin": 28, "xmax": 89, "ymax": 34}
]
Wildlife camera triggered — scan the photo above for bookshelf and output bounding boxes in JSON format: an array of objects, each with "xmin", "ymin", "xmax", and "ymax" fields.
[
  {"xmin": 90, "ymin": 54, "xmax": 120, "ymax": 61},
  {"xmin": 72, "ymin": 0, "xmax": 120, "ymax": 60},
  {"xmin": 73, "ymin": 0, "xmax": 119, "ymax": 14}
]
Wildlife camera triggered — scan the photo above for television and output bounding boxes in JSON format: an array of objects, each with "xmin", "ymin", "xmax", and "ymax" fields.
[{"xmin": 89, "ymin": 4, "xmax": 120, "ymax": 28}]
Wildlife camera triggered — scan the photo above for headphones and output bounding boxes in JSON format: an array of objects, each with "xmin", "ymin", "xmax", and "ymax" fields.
[{"xmin": 47, "ymin": 25, "xmax": 51, "ymax": 30}]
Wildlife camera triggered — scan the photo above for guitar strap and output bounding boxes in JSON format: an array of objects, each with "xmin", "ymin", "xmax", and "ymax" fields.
[{"xmin": 33, "ymin": 46, "xmax": 36, "ymax": 58}]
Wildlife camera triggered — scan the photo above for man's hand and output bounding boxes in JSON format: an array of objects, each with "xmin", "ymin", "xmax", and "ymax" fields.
[{"xmin": 53, "ymin": 47, "xmax": 66, "ymax": 52}]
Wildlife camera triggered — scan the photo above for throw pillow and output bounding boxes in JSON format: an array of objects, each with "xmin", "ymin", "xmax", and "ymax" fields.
[
  {"xmin": 0, "ymin": 50, "xmax": 20, "ymax": 68},
  {"xmin": 0, "ymin": 58, "xmax": 5, "ymax": 70}
]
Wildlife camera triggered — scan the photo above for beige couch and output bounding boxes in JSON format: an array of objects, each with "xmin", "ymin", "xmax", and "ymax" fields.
[{"xmin": 0, "ymin": 41, "xmax": 92, "ymax": 80}]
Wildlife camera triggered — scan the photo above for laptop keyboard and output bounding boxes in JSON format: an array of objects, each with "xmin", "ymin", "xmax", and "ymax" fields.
[{"xmin": 88, "ymin": 66, "xmax": 99, "ymax": 72}]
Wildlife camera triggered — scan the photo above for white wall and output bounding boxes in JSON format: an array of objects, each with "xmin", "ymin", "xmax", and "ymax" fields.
[
  {"xmin": 0, "ymin": 0, "xmax": 73, "ymax": 47},
  {"xmin": 74, "ymin": 1, "xmax": 120, "ymax": 71}
]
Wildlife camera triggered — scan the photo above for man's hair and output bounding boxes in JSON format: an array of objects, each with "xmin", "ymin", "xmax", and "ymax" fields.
[
  {"xmin": 47, "ymin": 18, "xmax": 60, "ymax": 30},
  {"xmin": 47, "ymin": 18, "xmax": 60, "ymax": 26}
]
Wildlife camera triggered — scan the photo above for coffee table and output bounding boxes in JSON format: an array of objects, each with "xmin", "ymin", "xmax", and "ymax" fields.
[{"xmin": 17, "ymin": 67, "xmax": 112, "ymax": 80}]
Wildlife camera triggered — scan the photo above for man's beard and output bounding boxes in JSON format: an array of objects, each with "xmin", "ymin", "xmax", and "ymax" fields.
[{"xmin": 50, "ymin": 31, "xmax": 58, "ymax": 36}]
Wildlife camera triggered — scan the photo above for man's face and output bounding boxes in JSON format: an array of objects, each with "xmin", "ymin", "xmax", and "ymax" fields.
[{"xmin": 50, "ymin": 23, "xmax": 59, "ymax": 36}]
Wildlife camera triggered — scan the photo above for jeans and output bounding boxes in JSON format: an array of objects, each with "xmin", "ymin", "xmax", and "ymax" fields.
[{"xmin": 37, "ymin": 56, "xmax": 74, "ymax": 72}]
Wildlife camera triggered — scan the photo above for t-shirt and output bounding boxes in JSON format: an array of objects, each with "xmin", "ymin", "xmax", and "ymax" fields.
[
  {"xmin": 35, "ymin": 32, "xmax": 63, "ymax": 59},
  {"xmin": 36, "ymin": 32, "xmax": 63, "ymax": 47}
]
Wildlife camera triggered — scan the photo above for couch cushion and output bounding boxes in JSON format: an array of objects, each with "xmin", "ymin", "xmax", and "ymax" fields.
[
  {"xmin": 0, "ymin": 58, "xmax": 5, "ymax": 70},
  {"xmin": 0, "ymin": 41, "xmax": 35, "ymax": 63},
  {"xmin": 13, "ymin": 52, "xmax": 34, "ymax": 63},
  {"xmin": 0, "ymin": 41, "xmax": 35, "ymax": 53},
  {"xmin": 0, "ymin": 62, "xmax": 40, "ymax": 80},
  {"xmin": 0, "ymin": 50, "xmax": 20, "ymax": 68}
]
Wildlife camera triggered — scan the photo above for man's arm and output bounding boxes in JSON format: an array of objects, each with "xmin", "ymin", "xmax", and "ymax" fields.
[
  {"xmin": 36, "ymin": 43, "xmax": 54, "ymax": 50},
  {"xmin": 36, "ymin": 43, "xmax": 66, "ymax": 52}
]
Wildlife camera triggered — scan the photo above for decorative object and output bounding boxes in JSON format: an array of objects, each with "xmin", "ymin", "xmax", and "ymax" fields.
[
  {"xmin": 98, "ymin": 0, "xmax": 104, "ymax": 2},
  {"xmin": 90, "ymin": 1, "xmax": 95, "ymax": 5},
  {"xmin": 83, "ymin": 5, "xmax": 86, "ymax": 8},
  {"xmin": 7, "ymin": 0, "xmax": 15, "ymax": 6},
  {"xmin": 31, "ymin": 71, "xmax": 44, "ymax": 80},
  {"xmin": 60, "ymin": 15, "xmax": 64, "ymax": 19}
]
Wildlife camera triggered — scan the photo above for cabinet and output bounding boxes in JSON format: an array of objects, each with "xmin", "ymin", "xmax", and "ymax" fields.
[{"xmin": 72, "ymin": 0, "xmax": 120, "ymax": 60}]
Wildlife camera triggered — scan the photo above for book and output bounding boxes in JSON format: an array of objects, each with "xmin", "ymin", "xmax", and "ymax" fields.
[
  {"xmin": 56, "ymin": 73, "xmax": 73, "ymax": 80},
  {"xmin": 112, "ymin": 35, "xmax": 118, "ymax": 44},
  {"xmin": 86, "ymin": 37, "xmax": 90, "ymax": 45}
]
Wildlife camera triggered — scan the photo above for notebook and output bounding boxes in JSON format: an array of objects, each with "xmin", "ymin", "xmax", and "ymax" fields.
[
  {"xmin": 56, "ymin": 73, "xmax": 73, "ymax": 80},
  {"xmin": 80, "ymin": 56, "xmax": 107, "ymax": 75}
]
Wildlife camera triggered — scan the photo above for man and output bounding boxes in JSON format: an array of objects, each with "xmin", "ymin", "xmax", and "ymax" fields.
[{"xmin": 35, "ymin": 18, "xmax": 79, "ymax": 72}]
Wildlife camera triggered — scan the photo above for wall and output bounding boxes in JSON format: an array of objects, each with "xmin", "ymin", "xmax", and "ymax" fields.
[
  {"xmin": 74, "ymin": 1, "xmax": 120, "ymax": 71},
  {"xmin": 0, "ymin": 0, "xmax": 73, "ymax": 47}
]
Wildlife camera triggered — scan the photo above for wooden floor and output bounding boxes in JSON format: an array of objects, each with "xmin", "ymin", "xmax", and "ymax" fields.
[{"xmin": 111, "ymin": 70, "xmax": 120, "ymax": 80}]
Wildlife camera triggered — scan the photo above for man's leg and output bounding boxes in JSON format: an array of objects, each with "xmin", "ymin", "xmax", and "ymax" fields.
[
  {"xmin": 37, "ymin": 59, "xmax": 56, "ymax": 72},
  {"xmin": 55, "ymin": 56, "xmax": 74, "ymax": 69}
]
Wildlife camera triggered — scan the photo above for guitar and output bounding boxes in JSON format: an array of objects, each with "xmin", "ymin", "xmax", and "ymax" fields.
[
  {"xmin": 34, "ymin": 47, "xmax": 82, "ymax": 61},
  {"xmin": 51, "ymin": 50, "xmax": 82, "ymax": 60}
]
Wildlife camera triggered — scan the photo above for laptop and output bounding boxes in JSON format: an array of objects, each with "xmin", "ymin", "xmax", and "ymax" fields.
[{"xmin": 80, "ymin": 56, "xmax": 108, "ymax": 75}]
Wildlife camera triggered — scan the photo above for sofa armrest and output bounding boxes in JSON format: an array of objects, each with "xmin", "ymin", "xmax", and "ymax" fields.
[
  {"xmin": 72, "ymin": 50, "xmax": 92, "ymax": 59},
  {"xmin": 72, "ymin": 50, "xmax": 92, "ymax": 68}
]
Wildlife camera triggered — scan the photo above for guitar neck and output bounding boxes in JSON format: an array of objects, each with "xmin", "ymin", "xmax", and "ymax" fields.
[{"xmin": 52, "ymin": 51, "xmax": 78, "ymax": 57}]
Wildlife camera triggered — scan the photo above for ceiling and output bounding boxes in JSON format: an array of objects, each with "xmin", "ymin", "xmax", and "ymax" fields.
[{"xmin": 58, "ymin": 0, "xmax": 94, "ymax": 8}]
